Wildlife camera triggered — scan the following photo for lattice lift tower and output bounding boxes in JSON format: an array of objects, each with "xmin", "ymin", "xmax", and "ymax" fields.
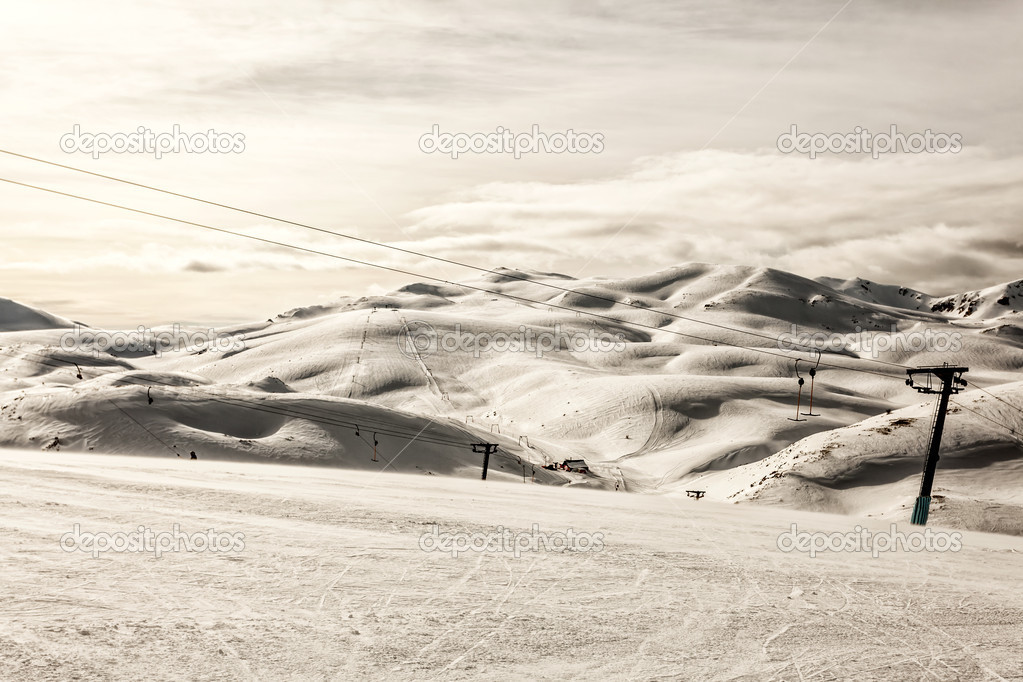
[{"xmin": 906, "ymin": 364, "xmax": 968, "ymax": 526}]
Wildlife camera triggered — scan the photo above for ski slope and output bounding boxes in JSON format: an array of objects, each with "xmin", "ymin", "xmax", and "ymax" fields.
[
  {"xmin": 1, "ymin": 450, "xmax": 1021, "ymax": 680},
  {"xmin": 2, "ymin": 263, "xmax": 1022, "ymax": 533}
]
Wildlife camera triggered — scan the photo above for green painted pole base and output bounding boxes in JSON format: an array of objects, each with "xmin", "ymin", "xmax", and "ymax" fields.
[{"xmin": 911, "ymin": 496, "xmax": 931, "ymax": 526}]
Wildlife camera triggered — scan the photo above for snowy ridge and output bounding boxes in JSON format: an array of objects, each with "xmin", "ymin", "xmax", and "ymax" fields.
[
  {"xmin": 2, "ymin": 263, "xmax": 1022, "ymax": 532},
  {"xmin": 929, "ymin": 279, "xmax": 1023, "ymax": 319},
  {"xmin": 0, "ymin": 297, "xmax": 78, "ymax": 332},
  {"xmin": 691, "ymin": 382, "xmax": 1023, "ymax": 534}
]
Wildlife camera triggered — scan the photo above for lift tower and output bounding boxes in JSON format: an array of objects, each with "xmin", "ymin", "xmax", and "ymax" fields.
[
  {"xmin": 905, "ymin": 364, "xmax": 968, "ymax": 526},
  {"xmin": 472, "ymin": 443, "xmax": 498, "ymax": 480}
]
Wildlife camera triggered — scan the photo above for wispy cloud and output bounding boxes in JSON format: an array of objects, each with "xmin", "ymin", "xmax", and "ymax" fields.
[
  {"xmin": 406, "ymin": 148, "xmax": 1023, "ymax": 294},
  {"xmin": 1, "ymin": 0, "xmax": 1020, "ymax": 325}
]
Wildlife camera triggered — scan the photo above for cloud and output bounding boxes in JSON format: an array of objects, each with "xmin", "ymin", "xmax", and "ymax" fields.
[
  {"xmin": 2, "ymin": 0, "xmax": 1022, "ymax": 326},
  {"xmin": 405, "ymin": 147, "xmax": 1023, "ymax": 294},
  {"xmin": 183, "ymin": 260, "xmax": 226, "ymax": 273}
]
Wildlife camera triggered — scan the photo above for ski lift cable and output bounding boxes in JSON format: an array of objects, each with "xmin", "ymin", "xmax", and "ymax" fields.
[
  {"xmin": 948, "ymin": 399, "xmax": 1023, "ymax": 443},
  {"xmin": 965, "ymin": 381, "xmax": 1023, "ymax": 419},
  {"xmin": 0, "ymin": 175, "xmax": 909, "ymax": 381},
  {"xmin": 0, "ymin": 151, "xmax": 915, "ymax": 372},
  {"xmin": 102, "ymin": 396, "xmax": 179, "ymax": 456}
]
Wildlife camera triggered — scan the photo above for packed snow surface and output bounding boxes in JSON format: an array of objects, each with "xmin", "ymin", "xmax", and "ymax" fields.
[{"xmin": 1, "ymin": 450, "xmax": 1021, "ymax": 680}]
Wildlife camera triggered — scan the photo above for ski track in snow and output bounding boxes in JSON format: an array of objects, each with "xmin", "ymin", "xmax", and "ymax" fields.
[{"xmin": 1, "ymin": 450, "xmax": 1021, "ymax": 680}]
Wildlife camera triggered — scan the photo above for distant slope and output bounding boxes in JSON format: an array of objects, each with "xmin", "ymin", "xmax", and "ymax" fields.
[
  {"xmin": 691, "ymin": 382, "xmax": 1023, "ymax": 534},
  {"xmin": 2, "ymin": 264, "xmax": 1022, "ymax": 531},
  {"xmin": 815, "ymin": 276, "xmax": 932, "ymax": 311},
  {"xmin": 819, "ymin": 275, "xmax": 1023, "ymax": 319},
  {"xmin": 0, "ymin": 297, "xmax": 76, "ymax": 331},
  {"xmin": 0, "ymin": 375, "xmax": 572, "ymax": 485},
  {"xmin": 929, "ymin": 280, "xmax": 1023, "ymax": 319}
]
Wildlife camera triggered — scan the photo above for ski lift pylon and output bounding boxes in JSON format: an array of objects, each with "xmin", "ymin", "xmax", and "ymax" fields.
[
  {"xmin": 801, "ymin": 349, "xmax": 821, "ymax": 417},
  {"xmin": 788, "ymin": 358, "xmax": 807, "ymax": 422}
]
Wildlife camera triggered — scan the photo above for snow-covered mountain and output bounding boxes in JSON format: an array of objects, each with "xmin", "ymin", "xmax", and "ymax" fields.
[
  {"xmin": 2, "ymin": 263, "xmax": 1021, "ymax": 531},
  {"xmin": 0, "ymin": 297, "xmax": 78, "ymax": 332},
  {"xmin": 929, "ymin": 280, "xmax": 1023, "ymax": 319},
  {"xmin": 818, "ymin": 275, "xmax": 1023, "ymax": 320}
]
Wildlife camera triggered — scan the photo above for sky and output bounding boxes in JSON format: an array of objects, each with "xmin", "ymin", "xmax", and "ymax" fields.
[{"xmin": 1, "ymin": 0, "xmax": 1021, "ymax": 328}]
